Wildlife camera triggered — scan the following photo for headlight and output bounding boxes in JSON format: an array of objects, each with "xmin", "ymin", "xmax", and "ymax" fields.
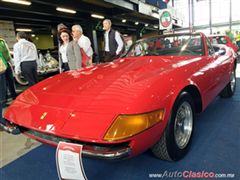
[{"xmin": 103, "ymin": 109, "xmax": 165, "ymax": 141}]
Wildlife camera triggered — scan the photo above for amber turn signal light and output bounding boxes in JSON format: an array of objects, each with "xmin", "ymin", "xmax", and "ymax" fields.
[{"xmin": 104, "ymin": 109, "xmax": 165, "ymax": 141}]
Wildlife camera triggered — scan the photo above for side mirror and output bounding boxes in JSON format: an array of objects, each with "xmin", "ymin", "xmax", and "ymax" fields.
[
  {"xmin": 214, "ymin": 48, "xmax": 226, "ymax": 56},
  {"xmin": 218, "ymin": 48, "xmax": 226, "ymax": 56}
]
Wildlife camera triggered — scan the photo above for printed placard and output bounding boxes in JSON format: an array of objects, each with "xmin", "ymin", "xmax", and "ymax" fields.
[{"xmin": 56, "ymin": 141, "xmax": 87, "ymax": 180}]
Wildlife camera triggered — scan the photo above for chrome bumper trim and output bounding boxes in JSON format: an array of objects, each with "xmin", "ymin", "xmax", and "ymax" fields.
[
  {"xmin": 25, "ymin": 134, "xmax": 132, "ymax": 160},
  {"xmin": 82, "ymin": 147, "xmax": 131, "ymax": 160},
  {"xmin": 1, "ymin": 119, "xmax": 131, "ymax": 159}
]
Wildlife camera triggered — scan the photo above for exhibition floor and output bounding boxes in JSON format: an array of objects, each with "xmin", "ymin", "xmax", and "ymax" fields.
[{"xmin": 0, "ymin": 65, "xmax": 240, "ymax": 180}]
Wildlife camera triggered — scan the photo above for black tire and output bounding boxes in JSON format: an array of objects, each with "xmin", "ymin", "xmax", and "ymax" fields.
[
  {"xmin": 220, "ymin": 68, "xmax": 236, "ymax": 98},
  {"xmin": 151, "ymin": 92, "xmax": 195, "ymax": 161}
]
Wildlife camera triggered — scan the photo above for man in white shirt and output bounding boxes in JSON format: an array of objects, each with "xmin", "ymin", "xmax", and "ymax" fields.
[
  {"xmin": 103, "ymin": 19, "xmax": 124, "ymax": 62},
  {"xmin": 72, "ymin": 25, "xmax": 93, "ymax": 67},
  {"xmin": 13, "ymin": 32, "xmax": 38, "ymax": 86}
]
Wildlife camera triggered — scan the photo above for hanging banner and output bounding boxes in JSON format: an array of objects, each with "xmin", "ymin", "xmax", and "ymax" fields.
[{"xmin": 56, "ymin": 141, "xmax": 87, "ymax": 180}]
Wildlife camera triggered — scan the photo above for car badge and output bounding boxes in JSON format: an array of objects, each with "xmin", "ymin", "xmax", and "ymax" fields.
[{"xmin": 40, "ymin": 112, "xmax": 48, "ymax": 120}]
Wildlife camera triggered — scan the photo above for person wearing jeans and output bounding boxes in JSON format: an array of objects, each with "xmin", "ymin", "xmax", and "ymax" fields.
[
  {"xmin": 0, "ymin": 68, "xmax": 20, "ymax": 134},
  {"xmin": 0, "ymin": 37, "xmax": 17, "ymax": 101},
  {"xmin": 0, "ymin": 71, "xmax": 7, "ymax": 126}
]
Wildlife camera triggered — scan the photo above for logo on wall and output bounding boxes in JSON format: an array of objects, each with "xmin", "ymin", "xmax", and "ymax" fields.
[
  {"xmin": 159, "ymin": 10, "xmax": 172, "ymax": 30},
  {"xmin": 162, "ymin": 0, "xmax": 170, "ymax": 4}
]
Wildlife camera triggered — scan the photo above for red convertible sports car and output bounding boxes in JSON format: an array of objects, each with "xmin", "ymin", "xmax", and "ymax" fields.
[{"xmin": 1, "ymin": 32, "xmax": 237, "ymax": 161}]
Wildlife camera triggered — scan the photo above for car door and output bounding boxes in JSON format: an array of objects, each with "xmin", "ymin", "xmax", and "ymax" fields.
[
  {"xmin": 206, "ymin": 39, "xmax": 232, "ymax": 97},
  {"xmin": 199, "ymin": 38, "xmax": 226, "ymax": 107}
]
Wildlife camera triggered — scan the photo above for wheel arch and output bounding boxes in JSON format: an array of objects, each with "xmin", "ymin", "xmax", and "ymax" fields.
[
  {"xmin": 180, "ymin": 85, "xmax": 203, "ymax": 113},
  {"xmin": 152, "ymin": 85, "xmax": 200, "ymax": 161}
]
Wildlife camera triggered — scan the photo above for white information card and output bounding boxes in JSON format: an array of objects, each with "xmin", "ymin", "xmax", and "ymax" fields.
[{"xmin": 56, "ymin": 141, "xmax": 87, "ymax": 180}]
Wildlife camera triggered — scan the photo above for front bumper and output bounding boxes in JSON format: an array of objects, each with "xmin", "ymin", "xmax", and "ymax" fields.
[
  {"xmin": 0, "ymin": 119, "xmax": 131, "ymax": 160},
  {"xmin": 0, "ymin": 118, "xmax": 21, "ymax": 135}
]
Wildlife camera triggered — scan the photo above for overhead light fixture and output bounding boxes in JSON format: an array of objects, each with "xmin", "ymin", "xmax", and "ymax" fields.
[
  {"xmin": 91, "ymin": 14, "xmax": 104, "ymax": 19},
  {"xmin": 56, "ymin": 7, "xmax": 76, "ymax": 14},
  {"xmin": 122, "ymin": 19, "xmax": 127, "ymax": 23},
  {"xmin": 2, "ymin": 0, "xmax": 31, "ymax": 5},
  {"xmin": 123, "ymin": 34, "xmax": 128, "ymax": 37},
  {"xmin": 31, "ymin": 34, "xmax": 35, "ymax": 37},
  {"xmin": 16, "ymin": 28, "xmax": 32, "ymax": 32},
  {"xmin": 145, "ymin": 24, "xmax": 149, "ymax": 27},
  {"xmin": 135, "ymin": 22, "xmax": 139, "ymax": 25}
]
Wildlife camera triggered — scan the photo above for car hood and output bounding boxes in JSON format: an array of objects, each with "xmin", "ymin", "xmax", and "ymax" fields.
[
  {"xmin": 5, "ymin": 56, "xmax": 198, "ymax": 141},
  {"xmin": 27, "ymin": 56, "xmax": 196, "ymax": 113}
]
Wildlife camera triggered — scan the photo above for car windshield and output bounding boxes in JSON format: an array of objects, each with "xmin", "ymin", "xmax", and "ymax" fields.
[{"xmin": 125, "ymin": 34, "xmax": 204, "ymax": 57}]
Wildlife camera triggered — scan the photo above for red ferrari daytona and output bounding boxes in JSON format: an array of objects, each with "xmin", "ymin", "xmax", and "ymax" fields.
[{"xmin": 1, "ymin": 32, "xmax": 237, "ymax": 161}]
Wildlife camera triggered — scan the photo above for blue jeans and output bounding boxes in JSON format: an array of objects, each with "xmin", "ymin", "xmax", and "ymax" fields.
[
  {"xmin": 237, "ymin": 41, "xmax": 240, "ymax": 49},
  {"xmin": 0, "ymin": 72, "xmax": 7, "ymax": 121},
  {"xmin": 6, "ymin": 65, "xmax": 17, "ymax": 99},
  {"xmin": 0, "ymin": 101, "xmax": 2, "ymax": 123}
]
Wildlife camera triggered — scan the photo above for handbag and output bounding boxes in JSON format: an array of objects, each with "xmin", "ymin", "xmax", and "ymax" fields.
[
  {"xmin": 80, "ymin": 48, "xmax": 89, "ymax": 68},
  {"xmin": 0, "ymin": 52, "xmax": 7, "ymax": 74}
]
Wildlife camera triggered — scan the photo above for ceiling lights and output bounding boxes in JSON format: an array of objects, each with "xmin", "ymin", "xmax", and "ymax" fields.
[
  {"xmin": 2, "ymin": 0, "xmax": 31, "ymax": 5},
  {"xmin": 16, "ymin": 28, "xmax": 32, "ymax": 32},
  {"xmin": 122, "ymin": 19, "xmax": 127, "ymax": 23},
  {"xmin": 91, "ymin": 14, "xmax": 104, "ymax": 19},
  {"xmin": 135, "ymin": 22, "xmax": 139, "ymax": 25},
  {"xmin": 56, "ymin": 7, "xmax": 76, "ymax": 14}
]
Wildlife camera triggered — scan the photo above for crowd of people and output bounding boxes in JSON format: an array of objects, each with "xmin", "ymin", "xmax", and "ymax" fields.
[
  {"xmin": 221, "ymin": 30, "xmax": 240, "ymax": 49},
  {"xmin": 58, "ymin": 19, "xmax": 125, "ymax": 72},
  {"xmin": 59, "ymin": 24, "xmax": 93, "ymax": 71}
]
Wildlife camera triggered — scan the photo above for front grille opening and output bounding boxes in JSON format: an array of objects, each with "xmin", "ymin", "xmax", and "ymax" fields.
[{"xmin": 20, "ymin": 127, "xmax": 130, "ymax": 150}]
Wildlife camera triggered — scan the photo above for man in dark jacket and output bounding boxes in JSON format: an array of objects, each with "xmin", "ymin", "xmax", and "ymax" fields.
[{"xmin": 102, "ymin": 19, "xmax": 124, "ymax": 62}]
